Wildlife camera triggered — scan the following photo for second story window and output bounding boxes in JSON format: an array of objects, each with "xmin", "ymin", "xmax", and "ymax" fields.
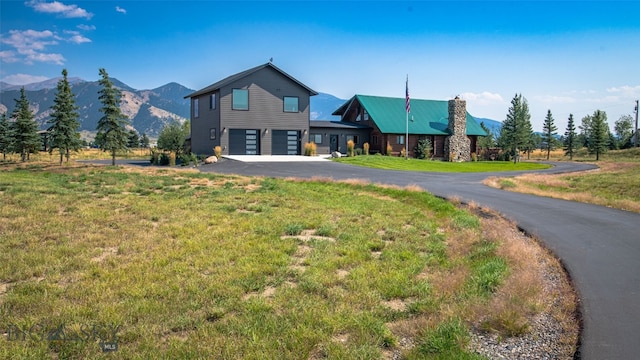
[
  {"xmin": 284, "ymin": 96, "xmax": 299, "ymax": 112},
  {"xmin": 232, "ymin": 89, "xmax": 249, "ymax": 110},
  {"xmin": 194, "ymin": 98, "xmax": 199, "ymax": 118},
  {"xmin": 210, "ymin": 94, "xmax": 216, "ymax": 110}
]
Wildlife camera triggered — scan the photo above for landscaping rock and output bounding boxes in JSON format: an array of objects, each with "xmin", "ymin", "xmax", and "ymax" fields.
[
  {"xmin": 331, "ymin": 151, "xmax": 342, "ymax": 158},
  {"xmin": 204, "ymin": 156, "xmax": 218, "ymax": 164}
]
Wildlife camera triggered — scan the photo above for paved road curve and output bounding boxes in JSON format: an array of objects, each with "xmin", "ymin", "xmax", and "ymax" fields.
[{"xmin": 196, "ymin": 159, "xmax": 640, "ymax": 360}]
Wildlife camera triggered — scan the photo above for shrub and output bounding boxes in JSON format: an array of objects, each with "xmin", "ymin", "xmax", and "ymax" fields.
[
  {"xmin": 355, "ymin": 148, "xmax": 363, "ymax": 156},
  {"xmin": 150, "ymin": 148, "xmax": 160, "ymax": 165},
  {"xmin": 304, "ymin": 142, "xmax": 317, "ymax": 156},
  {"xmin": 386, "ymin": 142, "xmax": 392, "ymax": 156},
  {"xmin": 214, "ymin": 146, "xmax": 222, "ymax": 159},
  {"xmin": 471, "ymin": 152, "xmax": 478, "ymax": 162},
  {"xmin": 159, "ymin": 153, "xmax": 170, "ymax": 165},
  {"xmin": 191, "ymin": 152, "xmax": 198, "ymax": 166},
  {"xmin": 414, "ymin": 138, "xmax": 432, "ymax": 159},
  {"xmin": 400, "ymin": 148, "xmax": 407, "ymax": 158},
  {"xmin": 169, "ymin": 152, "xmax": 176, "ymax": 166},
  {"xmin": 363, "ymin": 142, "xmax": 370, "ymax": 155},
  {"xmin": 347, "ymin": 140, "xmax": 355, "ymax": 157}
]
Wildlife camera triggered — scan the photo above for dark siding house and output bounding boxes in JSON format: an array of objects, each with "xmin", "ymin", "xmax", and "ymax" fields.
[
  {"xmin": 332, "ymin": 95, "xmax": 487, "ymax": 159},
  {"xmin": 308, "ymin": 121, "xmax": 371, "ymax": 154},
  {"xmin": 185, "ymin": 63, "xmax": 317, "ymax": 156}
]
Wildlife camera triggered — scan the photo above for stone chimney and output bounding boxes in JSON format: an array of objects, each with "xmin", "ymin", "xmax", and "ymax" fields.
[{"xmin": 444, "ymin": 96, "xmax": 471, "ymax": 161}]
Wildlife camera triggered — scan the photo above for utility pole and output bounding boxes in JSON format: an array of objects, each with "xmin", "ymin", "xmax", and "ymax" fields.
[{"xmin": 635, "ymin": 100, "xmax": 639, "ymax": 147}]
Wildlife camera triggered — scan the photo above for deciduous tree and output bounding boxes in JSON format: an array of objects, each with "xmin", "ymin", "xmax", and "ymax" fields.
[
  {"xmin": 614, "ymin": 114, "xmax": 634, "ymax": 149},
  {"xmin": 157, "ymin": 122, "xmax": 187, "ymax": 155},
  {"xmin": 48, "ymin": 69, "xmax": 82, "ymax": 165},
  {"xmin": 11, "ymin": 88, "xmax": 41, "ymax": 161},
  {"xmin": 139, "ymin": 133, "xmax": 150, "ymax": 148},
  {"xmin": 96, "ymin": 68, "xmax": 130, "ymax": 165}
]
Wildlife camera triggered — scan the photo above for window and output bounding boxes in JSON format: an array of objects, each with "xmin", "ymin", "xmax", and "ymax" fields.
[
  {"xmin": 346, "ymin": 135, "xmax": 359, "ymax": 144},
  {"xmin": 310, "ymin": 134, "xmax": 322, "ymax": 144},
  {"xmin": 355, "ymin": 106, "xmax": 361, "ymax": 121},
  {"xmin": 364, "ymin": 110, "xmax": 369, "ymax": 121},
  {"xmin": 397, "ymin": 135, "xmax": 405, "ymax": 145},
  {"xmin": 210, "ymin": 94, "xmax": 216, "ymax": 110},
  {"xmin": 372, "ymin": 135, "xmax": 378, "ymax": 145},
  {"xmin": 193, "ymin": 98, "xmax": 199, "ymax": 118},
  {"xmin": 284, "ymin": 96, "xmax": 299, "ymax": 112},
  {"xmin": 232, "ymin": 89, "xmax": 249, "ymax": 110},
  {"xmin": 210, "ymin": 128, "xmax": 216, "ymax": 140}
]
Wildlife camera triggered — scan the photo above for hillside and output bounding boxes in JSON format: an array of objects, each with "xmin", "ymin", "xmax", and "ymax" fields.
[{"xmin": 0, "ymin": 78, "xmax": 194, "ymax": 137}]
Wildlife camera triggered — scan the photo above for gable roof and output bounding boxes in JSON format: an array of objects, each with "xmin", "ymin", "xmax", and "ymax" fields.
[
  {"xmin": 333, "ymin": 95, "xmax": 487, "ymax": 136},
  {"xmin": 184, "ymin": 62, "xmax": 318, "ymax": 98}
]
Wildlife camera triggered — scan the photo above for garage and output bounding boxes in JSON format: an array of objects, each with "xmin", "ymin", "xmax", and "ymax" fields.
[
  {"xmin": 272, "ymin": 130, "xmax": 301, "ymax": 155},
  {"xmin": 229, "ymin": 129, "xmax": 260, "ymax": 155}
]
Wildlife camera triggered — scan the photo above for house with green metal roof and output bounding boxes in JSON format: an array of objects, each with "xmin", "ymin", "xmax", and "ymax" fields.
[{"xmin": 330, "ymin": 94, "xmax": 487, "ymax": 159}]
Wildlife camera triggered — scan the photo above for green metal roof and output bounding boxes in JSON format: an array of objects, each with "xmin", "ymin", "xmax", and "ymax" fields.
[{"xmin": 333, "ymin": 95, "xmax": 487, "ymax": 136}]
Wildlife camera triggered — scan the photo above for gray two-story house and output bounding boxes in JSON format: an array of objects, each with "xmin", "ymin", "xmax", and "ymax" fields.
[{"xmin": 185, "ymin": 62, "xmax": 318, "ymax": 156}]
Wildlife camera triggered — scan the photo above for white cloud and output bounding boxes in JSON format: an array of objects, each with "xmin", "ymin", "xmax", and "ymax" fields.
[
  {"xmin": 115, "ymin": 6, "xmax": 127, "ymax": 14},
  {"xmin": 606, "ymin": 85, "xmax": 640, "ymax": 99},
  {"xmin": 0, "ymin": 50, "xmax": 19, "ymax": 63},
  {"xmin": 460, "ymin": 91, "xmax": 505, "ymax": 106},
  {"xmin": 1, "ymin": 29, "xmax": 59, "ymax": 55},
  {"xmin": 64, "ymin": 30, "xmax": 91, "ymax": 44},
  {"xmin": 1, "ymin": 73, "xmax": 49, "ymax": 85},
  {"xmin": 27, "ymin": 52, "xmax": 65, "ymax": 65},
  {"xmin": 26, "ymin": 0, "xmax": 93, "ymax": 20},
  {"xmin": 77, "ymin": 24, "xmax": 96, "ymax": 31}
]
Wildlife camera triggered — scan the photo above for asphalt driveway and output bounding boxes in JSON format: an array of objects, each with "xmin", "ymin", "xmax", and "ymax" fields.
[{"xmin": 198, "ymin": 159, "xmax": 640, "ymax": 360}]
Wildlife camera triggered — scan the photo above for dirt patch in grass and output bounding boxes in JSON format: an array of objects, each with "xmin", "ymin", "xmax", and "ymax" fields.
[{"xmin": 91, "ymin": 246, "xmax": 118, "ymax": 262}]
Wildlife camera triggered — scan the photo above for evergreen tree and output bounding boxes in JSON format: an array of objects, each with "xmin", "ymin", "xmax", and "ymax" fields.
[
  {"xmin": 11, "ymin": 88, "xmax": 41, "ymax": 161},
  {"xmin": 477, "ymin": 121, "xmax": 495, "ymax": 150},
  {"xmin": 584, "ymin": 110, "xmax": 609, "ymax": 161},
  {"xmin": 139, "ymin": 133, "xmax": 150, "ymax": 148},
  {"xmin": 0, "ymin": 112, "xmax": 14, "ymax": 160},
  {"xmin": 542, "ymin": 109, "xmax": 558, "ymax": 160},
  {"xmin": 48, "ymin": 69, "xmax": 82, "ymax": 165},
  {"xmin": 127, "ymin": 129, "xmax": 140, "ymax": 148},
  {"xmin": 564, "ymin": 114, "xmax": 577, "ymax": 160},
  {"xmin": 499, "ymin": 93, "xmax": 532, "ymax": 163},
  {"xmin": 96, "ymin": 68, "xmax": 130, "ymax": 165}
]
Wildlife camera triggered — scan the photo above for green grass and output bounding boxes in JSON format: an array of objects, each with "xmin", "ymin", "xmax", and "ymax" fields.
[
  {"xmin": 0, "ymin": 164, "xmax": 520, "ymax": 359},
  {"xmin": 334, "ymin": 156, "xmax": 551, "ymax": 173}
]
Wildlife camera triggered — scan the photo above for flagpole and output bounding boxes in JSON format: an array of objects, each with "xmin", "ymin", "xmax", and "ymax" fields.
[{"xmin": 405, "ymin": 75, "xmax": 409, "ymax": 160}]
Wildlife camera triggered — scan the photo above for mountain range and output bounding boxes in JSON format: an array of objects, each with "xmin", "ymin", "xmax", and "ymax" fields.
[{"xmin": 0, "ymin": 78, "xmax": 501, "ymax": 138}]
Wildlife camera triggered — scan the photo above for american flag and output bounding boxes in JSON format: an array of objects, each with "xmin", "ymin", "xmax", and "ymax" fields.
[{"xmin": 405, "ymin": 76, "xmax": 410, "ymax": 113}]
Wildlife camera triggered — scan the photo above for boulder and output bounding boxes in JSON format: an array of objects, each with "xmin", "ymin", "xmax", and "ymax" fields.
[
  {"xmin": 331, "ymin": 151, "xmax": 342, "ymax": 158},
  {"xmin": 204, "ymin": 156, "xmax": 218, "ymax": 164}
]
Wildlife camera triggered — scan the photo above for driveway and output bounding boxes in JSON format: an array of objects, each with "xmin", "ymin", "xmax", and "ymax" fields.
[{"xmin": 199, "ymin": 159, "xmax": 640, "ymax": 360}]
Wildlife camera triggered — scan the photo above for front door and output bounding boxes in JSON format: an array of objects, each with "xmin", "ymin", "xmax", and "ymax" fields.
[{"xmin": 330, "ymin": 134, "xmax": 339, "ymax": 153}]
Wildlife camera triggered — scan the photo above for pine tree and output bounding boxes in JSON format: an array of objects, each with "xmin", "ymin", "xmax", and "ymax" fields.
[
  {"xmin": 499, "ymin": 93, "xmax": 532, "ymax": 163},
  {"xmin": 542, "ymin": 109, "xmax": 558, "ymax": 160},
  {"xmin": 48, "ymin": 69, "xmax": 82, "ymax": 165},
  {"xmin": 11, "ymin": 88, "xmax": 41, "ymax": 161},
  {"xmin": 127, "ymin": 129, "xmax": 140, "ymax": 148},
  {"xmin": 96, "ymin": 68, "xmax": 130, "ymax": 165},
  {"xmin": 478, "ymin": 121, "xmax": 495, "ymax": 150},
  {"xmin": 585, "ymin": 110, "xmax": 609, "ymax": 161},
  {"xmin": 139, "ymin": 133, "xmax": 150, "ymax": 148},
  {"xmin": 0, "ymin": 112, "xmax": 14, "ymax": 160},
  {"xmin": 564, "ymin": 114, "xmax": 577, "ymax": 160}
]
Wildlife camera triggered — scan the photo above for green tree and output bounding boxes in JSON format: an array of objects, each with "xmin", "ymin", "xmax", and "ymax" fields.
[
  {"xmin": 564, "ymin": 114, "xmax": 578, "ymax": 160},
  {"xmin": 499, "ymin": 93, "xmax": 532, "ymax": 163},
  {"xmin": 139, "ymin": 132, "xmax": 150, "ymax": 148},
  {"xmin": 0, "ymin": 112, "xmax": 14, "ymax": 159},
  {"xmin": 47, "ymin": 69, "xmax": 82, "ymax": 165},
  {"xmin": 413, "ymin": 137, "xmax": 432, "ymax": 159},
  {"xmin": 541, "ymin": 109, "xmax": 558, "ymax": 160},
  {"xmin": 477, "ymin": 121, "xmax": 495, "ymax": 150},
  {"xmin": 157, "ymin": 122, "xmax": 187, "ymax": 155},
  {"xmin": 11, "ymin": 88, "xmax": 41, "ymax": 161},
  {"xmin": 584, "ymin": 110, "xmax": 609, "ymax": 161},
  {"xmin": 127, "ymin": 129, "xmax": 140, "ymax": 148},
  {"xmin": 96, "ymin": 68, "xmax": 130, "ymax": 165},
  {"xmin": 614, "ymin": 114, "xmax": 634, "ymax": 149}
]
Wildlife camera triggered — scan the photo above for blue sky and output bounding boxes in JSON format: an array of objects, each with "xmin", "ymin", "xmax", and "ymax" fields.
[{"xmin": 1, "ymin": 1, "xmax": 639, "ymax": 131}]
